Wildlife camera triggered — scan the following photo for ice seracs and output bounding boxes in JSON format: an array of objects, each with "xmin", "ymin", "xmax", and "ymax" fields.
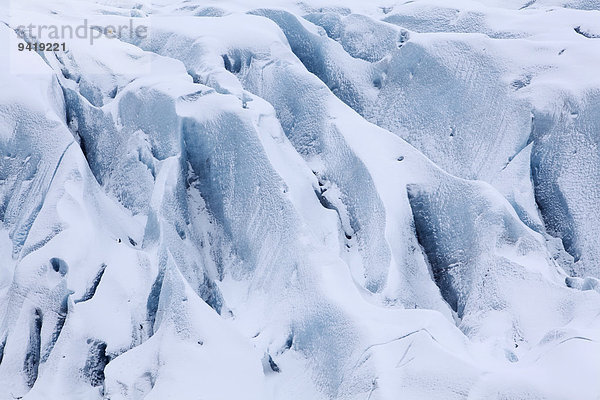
[{"xmin": 1, "ymin": 0, "xmax": 600, "ymax": 399}]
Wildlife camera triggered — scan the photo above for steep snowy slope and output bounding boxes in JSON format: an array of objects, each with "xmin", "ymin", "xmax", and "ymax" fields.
[{"xmin": 1, "ymin": 0, "xmax": 600, "ymax": 399}]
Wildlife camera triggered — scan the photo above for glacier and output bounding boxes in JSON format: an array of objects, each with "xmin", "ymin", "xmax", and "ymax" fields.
[{"xmin": 0, "ymin": 0, "xmax": 600, "ymax": 399}]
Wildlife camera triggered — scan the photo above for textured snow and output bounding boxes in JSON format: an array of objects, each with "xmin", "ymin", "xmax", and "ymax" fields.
[{"xmin": 1, "ymin": 0, "xmax": 600, "ymax": 399}]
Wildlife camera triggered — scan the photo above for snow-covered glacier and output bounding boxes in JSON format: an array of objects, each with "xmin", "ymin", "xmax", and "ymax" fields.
[{"xmin": 1, "ymin": 0, "xmax": 600, "ymax": 398}]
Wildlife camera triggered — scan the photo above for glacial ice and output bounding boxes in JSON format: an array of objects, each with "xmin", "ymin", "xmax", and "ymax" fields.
[{"xmin": 0, "ymin": 0, "xmax": 600, "ymax": 399}]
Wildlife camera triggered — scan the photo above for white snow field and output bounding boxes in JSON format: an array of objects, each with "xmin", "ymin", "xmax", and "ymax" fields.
[{"xmin": 1, "ymin": 0, "xmax": 600, "ymax": 398}]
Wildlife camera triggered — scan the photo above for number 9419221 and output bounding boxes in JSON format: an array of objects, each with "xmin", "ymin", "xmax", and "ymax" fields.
[{"xmin": 18, "ymin": 42, "xmax": 66, "ymax": 51}]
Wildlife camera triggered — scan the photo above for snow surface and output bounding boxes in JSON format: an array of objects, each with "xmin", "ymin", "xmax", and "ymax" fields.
[{"xmin": 1, "ymin": 0, "xmax": 600, "ymax": 399}]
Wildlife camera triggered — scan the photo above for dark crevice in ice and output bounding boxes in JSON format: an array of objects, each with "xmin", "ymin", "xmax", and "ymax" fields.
[
  {"xmin": 24, "ymin": 308, "xmax": 43, "ymax": 388},
  {"xmin": 41, "ymin": 293, "xmax": 70, "ymax": 363},
  {"xmin": 83, "ymin": 339, "xmax": 111, "ymax": 390},
  {"xmin": 574, "ymin": 26, "xmax": 600, "ymax": 39},
  {"xmin": 198, "ymin": 272, "xmax": 224, "ymax": 314},
  {"xmin": 284, "ymin": 332, "xmax": 294, "ymax": 351},
  {"xmin": 50, "ymin": 257, "xmax": 68, "ymax": 276},
  {"xmin": 146, "ymin": 268, "xmax": 165, "ymax": 337},
  {"xmin": 529, "ymin": 112, "xmax": 581, "ymax": 269},
  {"xmin": 519, "ymin": 0, "xmax": 536, "ymax": 10},
  {"xmin": 406, "ymin": 186, "xmax": 461, "ymax": 316},
  {"xmin": 268, "ymin": 354, "xmax": 281, "ymax": 372},
  {"xmin": 75, "ymin": 263, "xmax": 107, "ymax": 304},
  {"xmin": 314, "ymin": 187, "xmax": 336, "ymax": 211},
  {"xmin": 0, "ymin": 336, "xmax": 6, "ymax": 365},
  {"xmin": 262, "ymin": 353, "xmax": 281, "ymax": 374},
  {"xmin": 222, "ymin": 54, "xmax": 242, "ymax": 74},
  {"xmin": 77, "ymin": 130, "xmax": 90, "ymax": 163}
]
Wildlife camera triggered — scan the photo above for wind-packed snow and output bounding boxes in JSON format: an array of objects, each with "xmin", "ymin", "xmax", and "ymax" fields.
[{"xmin": 1, "ymin": 0, "xmax": 600, "ymax": 399}]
